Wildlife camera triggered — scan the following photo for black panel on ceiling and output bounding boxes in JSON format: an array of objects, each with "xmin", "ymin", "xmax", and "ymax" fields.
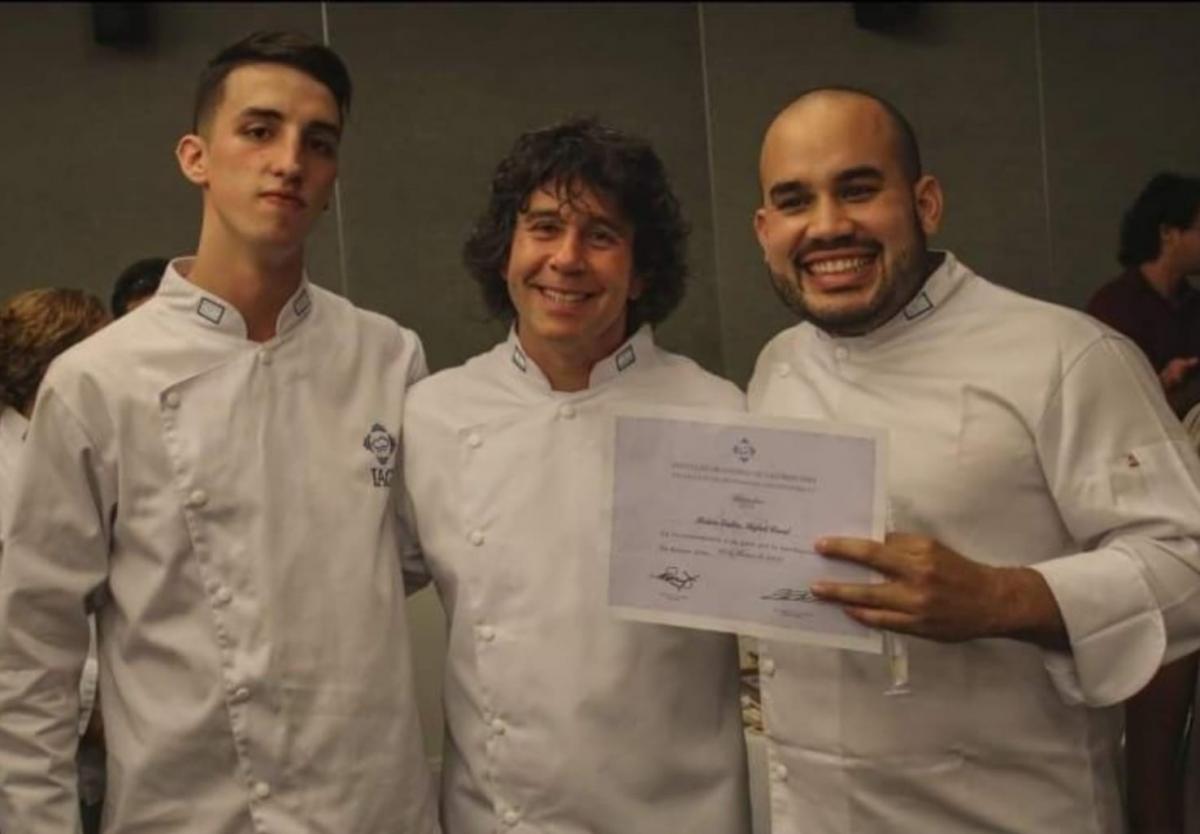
[
  {"xmin": 91, "ymin": 3, "xmax": 151, "ymax": 48},
  {"xmin": 853, "ymin": 3, "xmax": 920, "ymax": 32}
]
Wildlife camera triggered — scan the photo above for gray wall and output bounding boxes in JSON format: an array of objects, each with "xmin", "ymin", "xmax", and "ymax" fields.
[{"xmin": 3, "ymin": 1, "xmax": 1199, "ymax": 762}]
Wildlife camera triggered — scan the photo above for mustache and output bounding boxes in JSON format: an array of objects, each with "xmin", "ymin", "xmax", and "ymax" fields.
[{"xmin": 791, "ymin": 235, "xmax": 881, "ymax": 265}]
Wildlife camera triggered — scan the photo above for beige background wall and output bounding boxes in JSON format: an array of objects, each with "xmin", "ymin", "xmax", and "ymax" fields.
[{"xmin": 3, "ymin": 1, "xmax": 1198, "ymax": 763}]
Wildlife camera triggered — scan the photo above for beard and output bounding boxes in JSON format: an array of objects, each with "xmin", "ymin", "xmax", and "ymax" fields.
[{"xmin": 767, "ymin": 228, "xmax": 930, "ymax": 337}]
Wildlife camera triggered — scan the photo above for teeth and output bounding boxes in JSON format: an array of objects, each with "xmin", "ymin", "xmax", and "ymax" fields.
[
  {"xmin": 539, "ymin": 288, "xmax": 589, "ymax": 303},
  {"xmin": 807, "ymin": 256, "xmax": 873, "ymax": 274}
]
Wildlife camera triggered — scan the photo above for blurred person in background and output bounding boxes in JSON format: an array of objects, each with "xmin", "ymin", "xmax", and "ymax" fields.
[{"xmin": 0, "ymin": 287, "xmax": 109, "ymax": 834}]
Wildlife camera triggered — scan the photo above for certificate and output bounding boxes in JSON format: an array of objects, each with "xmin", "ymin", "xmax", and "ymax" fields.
[{"xmin": 608, "ymin": 405, "xmax": 887, "ymax": 653}]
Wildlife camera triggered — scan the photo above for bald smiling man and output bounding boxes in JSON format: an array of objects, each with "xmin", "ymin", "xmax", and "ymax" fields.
[{"xmin": 746, "ymin": 87, "xmax": 1200, "ymax": 834}]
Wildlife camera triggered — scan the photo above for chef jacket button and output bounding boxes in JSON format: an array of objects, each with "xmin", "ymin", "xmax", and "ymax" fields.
[
  {"xmin": 477, "ymin": 625, "xmax": 496, "ymax": 642},
  {"xmin": 260, "ymin": 349, "xmax": 274, "ymax": 366},
  {"xmin": 502, "ymin": 808, "xmax": 520, "ymax": 826},
  {"xmin": 760, "ymin": 657, "xmax": 776, "ymax": 677},
  {"xmin": 558, "ymin": 403, "xmax": 576, "ymax": 420},
  {"xmin": 469, "ymin": 529, "xmax": 485, "ymax": 546},
  {"xmin": 774, "ymin": 363, "xmax": 790, "ymax": 378},
  {"xmin": 214, "ymin": 587, "xmax": 233, "ymax": 606},
  {"xmin": 466, "ymin": 432, "xmax": 482, "ymax": 449},
  {"xmin": 490, "ymin": 718, "xmax": 506, "ymax": 736},
  {"xmin": 187, "ymin": 489, "xmax": 209, "ymax": 509},
  {"xmin": 164, "ymin": 391, "xmax": 181, "ymax": 409},
  {"xmin": 252, "ymin": 781, "xmax": 272, "ymax": 799},
  {"xmin": 834, "ymin": 346, "xmax": 849, "ymax": 361},
  {"xmin": 771, "ymin": 763, "xmax": 788, "ymax": 782},
  {"xmin": 231, "ymin": 686, "xmax": 251, "ymax": 704}
]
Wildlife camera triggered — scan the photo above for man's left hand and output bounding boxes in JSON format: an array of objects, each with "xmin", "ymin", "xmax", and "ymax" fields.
[{"xmin": 810, "ymin": 533, "xmax": 1066, "ymax": 647}]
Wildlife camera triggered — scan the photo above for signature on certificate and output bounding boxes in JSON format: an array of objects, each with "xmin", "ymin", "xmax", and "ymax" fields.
[
  {"xmin": 651, "ymin": 566, "xmax": 699, "ymax": 591},
  {"xmin": 761, "ymin": 587, "xmax": 817, "ymax": 603}
]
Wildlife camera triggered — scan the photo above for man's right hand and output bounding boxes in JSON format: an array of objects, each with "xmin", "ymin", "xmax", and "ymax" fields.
[{"xmin": 1158, "ymin": 356, "xmax": 1199, "ymax": 390}]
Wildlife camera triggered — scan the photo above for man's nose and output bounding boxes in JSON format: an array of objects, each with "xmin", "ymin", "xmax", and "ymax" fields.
[
  {"xmin": 807, "ymin": 194, "xmax": 853, "ymax": 241},
  {"xmin": 550, "ymin": 229, "xmax": 586, "ymax": 273},
  {"xmin": 270, "ymin": 133, "xmax": 304, "ymax": 181}
]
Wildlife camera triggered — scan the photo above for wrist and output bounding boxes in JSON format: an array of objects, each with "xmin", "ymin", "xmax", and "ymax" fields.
[{"xmin": 989, "ymin": 566, "xmax": 1068, "ymax": 648}]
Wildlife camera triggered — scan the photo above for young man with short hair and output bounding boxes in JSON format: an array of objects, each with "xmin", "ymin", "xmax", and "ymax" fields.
[{"xmin": 0, "ymin": 31, "xmax": 438, "ymax": 833}]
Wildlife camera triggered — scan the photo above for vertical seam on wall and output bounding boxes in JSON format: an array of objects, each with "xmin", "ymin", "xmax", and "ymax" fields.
[
  {"xmin": 696, "ymin": 2, "xmax": 730, "ymax": 377},
  {"xmin": 1033, "ymin": 2, "xmax": 1055, "ymax": 288},
  {"xmin": 321, "ymin": 2, "xmax": 351, "ymax": 299}
]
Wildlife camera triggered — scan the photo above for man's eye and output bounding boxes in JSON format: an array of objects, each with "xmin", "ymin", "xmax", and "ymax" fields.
[
  {"xmin": 588, "ymin": 229, "xmax": 619, "ymax": 247},
  {"xmin": 776, "ymin": 196, "xmax": 811, "ymax": 213},
  {"xmin": 308, "ymin": 136, "xmax": 339, "ymax": 158},
  {"xmin": 242, "ymin": 125, "xmax": 272, "ymax": 141},
  {"xmin": 841, "ymin": 184, "xmax": 878, "ymax": 201},
  {"xmin": 527, "ymin": 221, "xmax": 560, "ymax": 238}
]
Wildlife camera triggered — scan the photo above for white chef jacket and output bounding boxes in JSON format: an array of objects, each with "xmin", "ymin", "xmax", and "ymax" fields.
[
  {"xmin": 403, "ymin": 326, "xmax": 752, "ymax": 834},
  {"xmin": 0, "ymin": 260, "xmax": 440, "ymax": 833},
  {"xmin": 0, "ymin": 406, "xmax": 99, "ymax": 739},
  {"xmin": 748, "ymin": 252, "xmax": 1200, "ymax": 834}
]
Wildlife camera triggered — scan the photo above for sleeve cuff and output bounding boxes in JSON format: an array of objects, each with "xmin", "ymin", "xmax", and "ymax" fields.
[{"xmin": 1032, "ymin": 549, "xmax": 1165, "ymax": 707}]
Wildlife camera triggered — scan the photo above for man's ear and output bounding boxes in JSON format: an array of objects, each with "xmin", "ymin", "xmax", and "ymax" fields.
[
  {"xmin": 628, "ymin": 273, "xmax": 645, "ymax": 301},
  {"xmin": 176, "ymin": 134, "xmax": 209, "ymax": 187},
  {"xmin": 914, "ymin": 174, "xmax": 944, "ymax": 237},
  {"xmin": 753, "ymin": 206, "xmax": 770, "ymax": 260},
  {"xmin": 1160, "ymin": 223, "xmax": 1181, "ymax": 254}
]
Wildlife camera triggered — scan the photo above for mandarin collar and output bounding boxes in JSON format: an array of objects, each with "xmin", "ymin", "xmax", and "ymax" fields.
[
  {"xmin": 814, "ymin": 250, "xmax": 967, "ymax": 348},
  {"xmin": 0, "ymin": 407, "xmax": 28, "ymax": 445},
  {"xmin": 505, "ymin": 324, "xmax": 655, "ymax": 394},
  {"xmin": 154, "ymin": 257, "xmax": 315, "ymax": 340}
]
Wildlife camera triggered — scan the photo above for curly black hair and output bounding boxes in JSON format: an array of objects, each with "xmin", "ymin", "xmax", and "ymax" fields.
[
  {"xmin": 1118, "ymin": 172, "xmax": 1200, "ymax": 268},
  {"xmin": 462, "ymin": 117, "xmax": 689, "ymax": 332}
]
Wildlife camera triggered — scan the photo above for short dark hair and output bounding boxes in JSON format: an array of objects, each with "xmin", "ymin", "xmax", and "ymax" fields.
[
  {"xmin": 1118, "ymin": 173, "xmax": 1200, "ymax": 268},
  {"xmin": 111, "ymin": 256, "xmax": 168, "ymax": 317},
  {"xmin": 790, "ymin": 86, "xmax": 923, "ymax": 184},
  {"xmin": 463, "ymin": 117, "xmax": 689, "ymax": 331},
  {"xmin": 192, "ymin": 31, "xmax": 352, "ymax": 134},
  {"xmin": 0, "ymin": 289, "xmax": 109, "ymax": 414}
]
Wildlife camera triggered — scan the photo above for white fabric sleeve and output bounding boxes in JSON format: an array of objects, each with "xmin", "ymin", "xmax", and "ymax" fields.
[
  {"xmin": 0, "ymin": 385, "xmax": 114, "ymax": 829},
  {"xmin": 1034, "ymin": 334, "xmax": 1200, "ymax": 707},
  {"xmin": 77, "ymin": 618, "xmax": 99, "ymax": 736},
  {"xmin": 398, "ymin": 332, "xmax": 430, "ymax": 593}
]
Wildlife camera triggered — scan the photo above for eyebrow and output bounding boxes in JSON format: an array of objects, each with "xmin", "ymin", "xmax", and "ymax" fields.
[
  {"xmin": 767, "ymin": 165, "xmax": 885, "ymax": 203},
  {"xmin": 834, "ymin": 165, "xmax": 884, "ymax": 183},
  {"xmin": 519, "ymin": 209, "xmax": 565, "ymax": 223},
  {"xmin": 237, "ymin": 107, "xmax": 342, "ymax": 138}
]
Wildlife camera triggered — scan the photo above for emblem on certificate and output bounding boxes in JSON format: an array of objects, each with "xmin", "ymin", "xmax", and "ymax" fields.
[{"xmin": 608, "ymin": 405, "xmax": 888, "ymax": 653}]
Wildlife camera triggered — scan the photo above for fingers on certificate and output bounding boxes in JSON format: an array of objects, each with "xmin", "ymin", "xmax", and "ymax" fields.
[{"xmin": 809, "ymin": 532, "xmax": 1010, "ymax": 642}]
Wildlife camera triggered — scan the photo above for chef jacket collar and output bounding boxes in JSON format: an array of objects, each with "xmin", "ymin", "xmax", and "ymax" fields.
[
  {"xmin": 506, "ymin": 324, "xmax": 654, "ymax": 393},
  {"xmin": 0, "ymin": 407, "xmax": 28, "ymax": 446},
  {"xmin": 157, "ymin": 257, "xmax": 314, "ymax": 340},
  {"xmin": 815, "ymin": 249, "xmax": 967, "ymax": 348}
]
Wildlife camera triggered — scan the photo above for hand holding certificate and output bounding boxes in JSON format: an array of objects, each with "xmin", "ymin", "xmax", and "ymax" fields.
[{"xmin": 608, "ymin": 405, "xmax": 888, "ymax": 653}]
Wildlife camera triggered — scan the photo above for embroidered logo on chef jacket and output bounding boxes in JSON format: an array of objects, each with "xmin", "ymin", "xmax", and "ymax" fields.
[
  {"xmin": 293, "ymin": 289, "xmax": 312, "ymax": 317},
  {"xmin": 196, "ymin": 297, "xmax": 226, "ymax": 325},
  {"xmin": 902, "ymin": 290, "xmax": 933, "ymax": 320},
  {"xmin": 615, "ymin": 343, "xmax": 637, "ymax": 372},
  {"xmin": 362, "ymin": 423, "xmax": 397, "ymax": 487},
  {"xmin": 511, "ymin": 344, "xmax": 528, "ymax": 372},
  {"xmin": 733, "ymin": 436, "xmax": 756, "ymax": 463}
]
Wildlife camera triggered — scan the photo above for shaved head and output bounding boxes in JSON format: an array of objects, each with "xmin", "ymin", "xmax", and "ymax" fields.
[
  {"xmin": 752, "ymin": 85, "xmax": 943, "ymax": 336},
  {"xmin": 760, "ymin": 87, "xmax": 922, "ymax": 188}
]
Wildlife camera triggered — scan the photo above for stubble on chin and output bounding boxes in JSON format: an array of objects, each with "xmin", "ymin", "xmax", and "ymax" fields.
[{"xmin": 766, "ymin": 265, "xmax": 890, "ymax": 336}]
